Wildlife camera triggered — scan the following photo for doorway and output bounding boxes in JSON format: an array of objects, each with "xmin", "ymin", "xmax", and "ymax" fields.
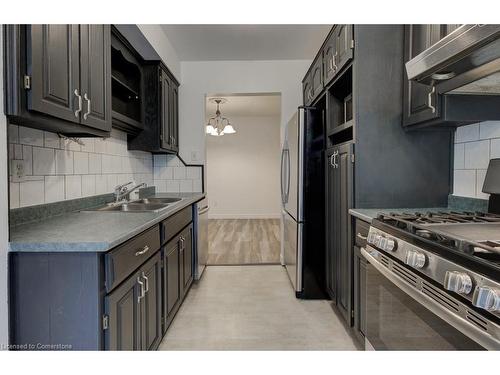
[{"xmin": 204, "ymin": 93, "xmax": 282, "ymax": 265}]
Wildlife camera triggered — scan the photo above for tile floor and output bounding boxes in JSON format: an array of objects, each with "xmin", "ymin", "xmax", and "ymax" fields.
[{"xmin": 158, "ymin": 265, "xmax": 358, "ymax": 350}]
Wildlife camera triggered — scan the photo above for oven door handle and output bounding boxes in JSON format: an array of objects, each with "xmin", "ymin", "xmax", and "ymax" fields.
[{"xmin": 361, "ymin": 246, "xmax": 500, "ymax": 350}]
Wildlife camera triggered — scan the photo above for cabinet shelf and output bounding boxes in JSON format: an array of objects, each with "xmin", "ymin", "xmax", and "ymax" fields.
[
  {"xmin": 327, "ymin": 119, "xmax": 354, "ymax": 137},
  {"xmin": 112, "ymin": 75, "xmax": 139, "ymax": 98}
]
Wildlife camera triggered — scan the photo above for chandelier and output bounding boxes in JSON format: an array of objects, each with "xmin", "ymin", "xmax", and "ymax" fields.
[{"xmin": 206, "ymin": 98, "xmax": 236, "ymax": 136}]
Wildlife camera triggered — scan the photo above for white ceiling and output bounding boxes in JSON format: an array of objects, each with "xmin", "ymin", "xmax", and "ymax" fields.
[
  {"xmin": 161, "ymin": 25, "xmax": 331, "ymax": 61},
  {"xmin": 206, "ymin": 95, "xmax": 281, "ymax": 118}
]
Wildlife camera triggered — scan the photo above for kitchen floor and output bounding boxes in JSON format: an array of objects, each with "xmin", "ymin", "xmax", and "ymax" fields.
[
  {"xmin": 207, "ymin": 219, "xmax": 280, "ymax": 264},
  {"xmin": 158, "ymin": 265, "xmax": 358, "ymax": 350}
]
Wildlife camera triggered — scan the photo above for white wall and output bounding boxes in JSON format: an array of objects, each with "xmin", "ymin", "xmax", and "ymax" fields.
[
  {"xmin": 453, "ymin": 121, "xmax": 500, "ymax": 199},
  {"xmin": 178, "ymin": 60, "xmax": 311, "ymax": 165},
  {"xmin": 207, "ymin": 115, "xmax": 281, "ymax": 219},
  {"xmin": 0, "ymin": 28, "xmax": 9, "ymax": 348},
  {"xmin": 137, "ymin": 25, "xmax": 181, "ymax": 81}
]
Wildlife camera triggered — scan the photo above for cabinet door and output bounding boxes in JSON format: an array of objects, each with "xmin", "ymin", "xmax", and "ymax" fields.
[
  {"xmin": 303, "ymin": 78, "xmax": 313, "ymax": 105},
  {"xmin": 80, "ymin": 24, "xmax": 112, "ymax": 132},
  {"xmin": 27, "ymin": 25, "xmax": 81, "ymax": 124},
  {"xmin": 335, "ymin": 25, "xmax": 354, "ymax": 74},
  {"xmin": 160, "ymin": 73, "xmax": 172, "ymax": 150},
  {"xmin": 181, "ymin": 224, "xmax": 193, "ymax": 292},
  {"xmin": 402, "ymin": 25, "xmax": 441, "ymax": 127},
  {"xmin": 310, "ymin": 56, "xmax": 324, "ymax": 101},
  {"xmin": 325, "ymin": 143, "xmax": 354, "ymax": 324},
  {"xmin": 353, "ymin": 245, "xmax": 367, "ymax": 342},
  {"xmin": 325, "ymin": 148, "xmax": 337, "ymax": 301},
  {"xmin": 323, "ymin": 28, "xmax": 338, "ymax": 85},
  {"xmin": 170, "ymin": 83, "xmax": 179, "ymax": 152},
  {"xmin": 139, "ymin": 252, "xmax": 162, "ymax": 351},
  {"xmin": 105, "ymin": 271, "xmax": 141, "ymax": 350},
  {"xmin": 163, "ymin": 239, "xmax": 180, "ymax": 330}
]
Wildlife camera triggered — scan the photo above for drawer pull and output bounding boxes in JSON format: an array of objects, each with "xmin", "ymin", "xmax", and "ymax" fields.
[
  {"xmin": 135, "ymin": 245, "xmax": 150, "ymax": 256},
  {"xmin": 357, "ymin": 233, "xmax": 367, "ymax": 240}
]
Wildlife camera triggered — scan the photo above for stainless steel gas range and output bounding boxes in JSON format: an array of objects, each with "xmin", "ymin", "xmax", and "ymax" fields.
[{"xmin": 363, "ymin": 211, "xmax": 500, "ymax": 350}]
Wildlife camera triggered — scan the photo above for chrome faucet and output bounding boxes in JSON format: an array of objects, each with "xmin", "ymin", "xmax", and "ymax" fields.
[{"xmin": 114, "ymin": 182, "xmax": 147, "ymax": 203}]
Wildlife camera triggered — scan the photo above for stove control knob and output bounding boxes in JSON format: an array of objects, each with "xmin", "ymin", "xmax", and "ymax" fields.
[
  {"xmin": 405, "ymin": 249, "xmax": 426, "ymax": 269},
  {"xmin": 443, "ymin": 271, "xmax": 473, "ymax": 295},
  {"xmin": 385, "ymin": 238, "xmax": 397, "ymax": 252},
  {"xmin": 472, "ymin": 286, "xmax": 500, "ymax": 312}
]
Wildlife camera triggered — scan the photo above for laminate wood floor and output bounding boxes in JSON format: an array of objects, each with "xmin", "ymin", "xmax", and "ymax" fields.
[
  {"xmin": 207, "ymin": 219, "xmax": 280, "ymax": 265},
  {"xmin": 158, "ymin": 266, "xmax": 358, "ymax": 350}
]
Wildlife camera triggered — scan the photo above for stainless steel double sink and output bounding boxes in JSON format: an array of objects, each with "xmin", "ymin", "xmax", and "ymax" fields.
[{"xmin": 85, "ymin": 197, "xmax": 183, "ymax": 213}]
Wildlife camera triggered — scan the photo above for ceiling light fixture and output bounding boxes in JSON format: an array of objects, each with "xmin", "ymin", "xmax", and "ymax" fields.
[{"xmin": 206, "ymin": 98, "xmax": 236, "ymax": 136}]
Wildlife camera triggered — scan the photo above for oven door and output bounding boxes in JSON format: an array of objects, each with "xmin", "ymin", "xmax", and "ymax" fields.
[{"xmin": 362, "ymin": 246, "xmax": 487, "ymax": 350}]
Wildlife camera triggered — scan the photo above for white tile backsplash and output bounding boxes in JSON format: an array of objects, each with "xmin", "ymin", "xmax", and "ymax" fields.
[
  {"xmin": 453, "ymin": 121, "xmax": 500, "ymax": 199},
  {"xmin": 19, "ymin": 179, "xmax": 44, "ymax": 207},
  {"xmin": 32, "ymin": 147, "xmax": 55, "ymax": 175},
  {"xmin": 9, "ymin": 125, "xmax": 202, "ymax": 208},
  {"xmin": 65, "ymin": 175, "xmax": 82, "ymax": 200},
  {"xmin": 44, "ymin": 176, "xmax": 65, "ymax": 203}
]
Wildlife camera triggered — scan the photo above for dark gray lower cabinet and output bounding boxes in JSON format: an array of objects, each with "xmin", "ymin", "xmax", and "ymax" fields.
[
  {"xmin": 106, "ymin": 251, "xmax": 162, "ymax": 351},
  {"xmin": 9, "ymin": 204, "xmax": 197, "ymax": 351},
  {"xmin": 326, "ymin": 142, "xmax": 354, "ymax": 324},
  {"xmin": 353, "ymin": 245, "xmax": 367, "ymax": 343},
  {"xmin": 163, "ymin": 222, "xmax": 194, "ymax": 333}
]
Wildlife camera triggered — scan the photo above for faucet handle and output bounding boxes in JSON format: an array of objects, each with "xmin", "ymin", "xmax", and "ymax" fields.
[{"xmin": 114, "ymin": 181, "xmax": 134, "ymax": 193}]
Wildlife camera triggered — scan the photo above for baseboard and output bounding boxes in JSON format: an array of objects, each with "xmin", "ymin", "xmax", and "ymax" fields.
[{"xmin": 208, "ymin": 213, "xmax": 281, "ymax": 219}]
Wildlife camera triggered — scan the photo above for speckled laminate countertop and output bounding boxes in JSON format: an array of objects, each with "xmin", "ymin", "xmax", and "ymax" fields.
[{"xmin": 9, "ymin": 193, "xmax": 205, "ymax": 253}]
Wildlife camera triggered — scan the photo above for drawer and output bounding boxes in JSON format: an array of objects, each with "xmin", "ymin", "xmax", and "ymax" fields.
[
  {"xmin": 105, "ymin": 225, "xmax": 160, "ymax": 293},
  {"xmin": 161, "ymin": 206, "xmax": 193, "ymax": 245},
  {"xmin": 354, "ymin": 218, "xmax": 370, "ymax": 248}
]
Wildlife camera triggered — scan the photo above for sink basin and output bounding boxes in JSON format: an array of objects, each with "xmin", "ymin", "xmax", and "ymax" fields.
[
  {"xmin": 134, "ymin": 197, "xmax": 183, "ymax": 204},
  {"xmin": 86, "ymin": 202, "xmax": 170, "ymax": 213}
]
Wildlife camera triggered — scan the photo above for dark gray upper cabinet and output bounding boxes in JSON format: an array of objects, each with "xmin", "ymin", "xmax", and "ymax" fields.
[
  {"xmin": 325, "ymin": 143, "xmax": 353, "ymax": 325},
  {"xmin": 324, "ymin": 25, "xmax": 354, "ymax": 86},
  {"xmin": 402, "ymin": 25, "xmax": 442, "ymax": 127},
  {"xmin": 4, "ymin": 25, "xmax": 112, "ymax": 137},
  {"xmin": 128, "ymin": 62, "xmax": 179, "ymax": 153},
  {"xmin": 303, "ymin": 78, "xmax": 313, "ymax": 106},
  {"xmin": 303, "ymin": 54, "xmax": 323, "ymax": 105},
  {"xmin": 27, "ymin": 25, "xmax": 81, "ymax": 124},
  {"xmin": 80, "ymin": 25, "xmax": 112, "ymax": 132}
]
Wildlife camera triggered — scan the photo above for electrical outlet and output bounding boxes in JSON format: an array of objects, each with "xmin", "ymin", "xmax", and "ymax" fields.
[{"xmin": 12, "ymin": 159, "xmax": 25, "ymax": 179}]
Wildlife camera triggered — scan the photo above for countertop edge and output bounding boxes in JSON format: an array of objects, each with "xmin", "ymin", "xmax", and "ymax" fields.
[{"xmin": 9, "ymin": 193, "xmax": 205, "ymax": 253}]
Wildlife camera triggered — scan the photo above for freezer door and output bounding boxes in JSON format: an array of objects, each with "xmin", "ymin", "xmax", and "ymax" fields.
[
  {"xmin": 282, "ymin": 210, "xmax": 303, "ymax": 293},
  {"xmin": 284, "ymin": 109, "xmax": 304, "ymax": 222}
]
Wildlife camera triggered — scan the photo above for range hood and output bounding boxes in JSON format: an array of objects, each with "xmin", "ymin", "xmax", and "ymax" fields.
[{"xmin": 406, "ymin": 24, "xmax": 500, "ymax": 94}]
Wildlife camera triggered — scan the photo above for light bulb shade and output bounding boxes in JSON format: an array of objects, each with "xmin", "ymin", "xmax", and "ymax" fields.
[
  {"xmin": 223, "ymin": 124, "xmax": 236, "ymax": 134},
  {"xmin": 206, "ymin": 124, "xmax": 216, "ymax": 134},
  {"xmin": 209, "ymin": 128, "xmax": 219, "ymax": 136}
]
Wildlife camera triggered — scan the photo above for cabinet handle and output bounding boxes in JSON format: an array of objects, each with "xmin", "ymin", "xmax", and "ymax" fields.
[
  {"xmin": 332, "ymin": 52, "xmax": 338, "ymax": 71},
  {"xmin": 83, "ymin": 93, "xmax": 91, "ymax": 120},
  {"xmin": 74, "ymin": 89, "xmax": 82, "ymax": 118},
  {"xmin": 137, "ymin": 277, "xmax": 145, "ymax": 304},
  {"xmin": 142, "ymin": 272, "xmax": 149, "ymax": 293},
  {"xmin": 333, "ymin": 150, "xmax": 339, "ymax": 168},
  {"xmin": 135, "ymin": 245, "xmax": 150, "ymax": 256},
  {"xmin": 357, "ymin": 233, "xmax": 368, "ymax": 240},
  {"xmin": 180, "ymin": 236, "xmax": 185, "ymax": 250},
  {"xmin": 428, "ymin": 86, "xmax": 436, "ymax": 114}
]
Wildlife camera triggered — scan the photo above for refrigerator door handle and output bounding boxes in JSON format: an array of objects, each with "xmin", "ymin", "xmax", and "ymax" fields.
[
  {"xmin": 280, "ymin": 148, "xmax": 286, "ymax": 204},
  {"xmin": 285, "ymin": 149, "xmax": 291, "ymax": 203}
]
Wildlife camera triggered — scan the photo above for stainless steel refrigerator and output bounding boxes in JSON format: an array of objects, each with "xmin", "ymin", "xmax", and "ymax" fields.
[{"xmin": 281, "ymin": 107, "xmax": 326, "ymax": 299}]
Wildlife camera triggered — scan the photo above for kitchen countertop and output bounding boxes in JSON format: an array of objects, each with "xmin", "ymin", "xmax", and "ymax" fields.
[
  {"xmin": 349, "ymin": 207, "xmax": 450, "ymax": 223},
  {"xmin": 9, "ymin": 192, "xmax": 205, "ymax": 253}
]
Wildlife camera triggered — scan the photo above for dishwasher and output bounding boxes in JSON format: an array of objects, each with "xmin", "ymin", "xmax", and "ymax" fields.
[{"xmin": 194, "ymin": 198, "xmax": 209, "ymax": 280}]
